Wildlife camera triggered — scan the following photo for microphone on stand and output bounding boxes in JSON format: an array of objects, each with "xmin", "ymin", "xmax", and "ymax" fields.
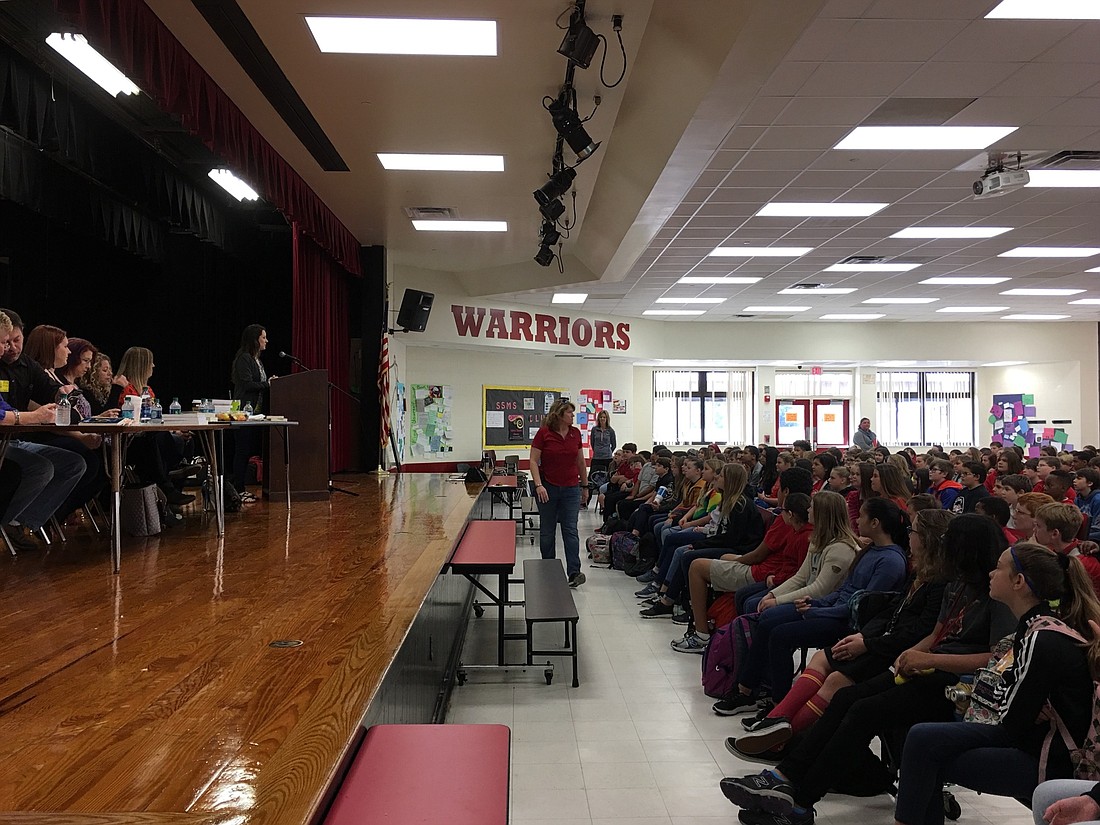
[{"xmin": 278, "ymin": 351, "xmax": 308, "ymax": 369}]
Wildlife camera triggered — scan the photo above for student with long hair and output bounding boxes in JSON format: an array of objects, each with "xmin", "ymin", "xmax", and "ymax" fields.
[
  {"xmin": 873, "ymin": 463, "xmax": 913, "ymax": 510},
  {"xmin": 847, "ymin": 462, "xmax": 875, "ymax": 529},
  {"xmin": 895, "ymin": 544, "xmax": 1100, "ymax": 825}
]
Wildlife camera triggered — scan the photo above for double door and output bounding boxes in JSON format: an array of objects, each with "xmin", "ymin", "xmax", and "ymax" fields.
[{"xmin": 775, "ymin": 399, "xmax": 850, "ymax": 448}]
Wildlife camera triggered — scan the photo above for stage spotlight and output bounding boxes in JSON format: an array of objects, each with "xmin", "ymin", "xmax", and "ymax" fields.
[
  {"xmin": 540, "ymin": 221, "xmax": 561, "ymax": 246},
  {"xmin": 548, "ymin": 98, "xmax": 599, "ymax": 161},
  {"xmin": 535, "ymin": 244, "xmax": 555, "ymax": 267},
  {"xmin": 557, "ymin": 18, "xmax": 599, "ymax": 68},
  {"xmin": 534, "ymin": 166, "xmax": 577, "ymax": 206},
  {"xmin": 539, "ymin": 198, "xmax": 566, "ymax": 222}
]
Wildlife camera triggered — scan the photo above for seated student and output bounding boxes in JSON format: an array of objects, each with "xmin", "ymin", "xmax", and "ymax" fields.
[
  {"xmin": 846, "ymin": 463, "xmax": 874, "ymax": 529},
  {"xmin": 1035, "ymin": 456, "xmax": 1078, "ymax": 503},
  {"xmin": 906, "ymin": 493, "xmax": 939, "ymax": 520},
  {"xmin": 1045, "ymin": 469, "xmax": 1078, "ymax": 506},
  {"xmin": 615, "ymin": 454, "xmax": 668, "ymax": 522},
  {"xmin": 634, "ymin": 459, "xmax": 706, "ymax": 581},
  {"xmin": 894, "ymin": 544, "xmax": 1100, "ymax": 825},
  {"xmin": 597, "ymin": 443, "xmax": 635, "ymax": 512},
  {"xmin": 1035, "ymin": 502, "xmax": 1100, "ymax": 595},
  {"xmin": 720, "ymin": 514, "xmax": 1013, "ymax": 825},
  {"xmin": 809, "ymin": 453, "xmax": 836, "ymax": 496},
  {"xmin": 601, "ymin": 454, "xmax": 645, "ymax": 529},
  {"xmin": 741, "ymin": 445, "xmax": 764, "ymax": 491},
  {"xmin": 1022, "ymin": 457, "xmax": 1042, "ymax": 489},
  {"xmin": 995, "ymin": 473, "xmax": 1032, "ymax": 535},
  {"xmin": 927, "ymin": 458, "xmax": 964, "ymax": 511},
  {"xmin": 983, "ymin": 451, "xmax": 1002, "ymax": 493},
  {"xmin": 1013, "ymin": 492, "xmax": 1056, "ymax": 544},
  {"xmin": 1075, "ymin": 468, "xmax": 1100, "ymax": 542},
  {"xmin": 731, "ymin": 508, "xmax": 955, "ymax": 756},
  {"xmin": 626, "ymin": 455, "xmax": 678, "ymax": 537},
  {"xmin": 952, "ymin": 461, "xmax": 992, "ymax": 514},
  {"xmin": 977, "ymin": 495, "xmax": 1017, "ymax": 545},
  {"xmin": 791, "ymin": 440, "xmax": 812, "ymax": 461},
  {"xmin": 756, "ymin": 446, "xmax": 780, "ymax": 501},
  {"xmin": 874, "ymin": 463, "xmax": 914, "ymax": 511},
  {"xmin": 672, "ymin": 468, "xmax": 814, "ymax": 643},
  {"xmin": 758, "ymin": 451, "xmax": 794, "ymax": 507},
  {"xmin": 827, "ymin": 465, "xmax": 854, "ymax": 499},
  {"xmin": 710, "ymin": 496, "xmax": 909, "ymax": 714}
]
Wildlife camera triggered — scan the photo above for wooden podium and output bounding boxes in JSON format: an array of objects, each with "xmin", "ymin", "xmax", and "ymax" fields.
[{"xmin": 265, "ymin": 369, "xmax": 330, "ymax": 501}]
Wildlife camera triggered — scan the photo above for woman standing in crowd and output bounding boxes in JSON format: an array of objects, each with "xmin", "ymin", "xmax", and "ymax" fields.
[
  {"xmin": 589, "ymin": 409, "xmax": 616, "ymax": 476},
  {"xmin": 230, "ymin": 324, "xmax": 274, "ymax": 501},
  {"xmin": 529, "ymin": 399, "xmax": 589, "ymax": 588},
  {"xmin": 853, "ymin": 418, "xmax": 877, "ymax": 450}
]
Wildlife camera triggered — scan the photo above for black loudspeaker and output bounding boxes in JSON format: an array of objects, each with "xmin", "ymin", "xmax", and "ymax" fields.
[{"xmin": 396, "ymin": 288, "xmax": 435, "ymax": 332}]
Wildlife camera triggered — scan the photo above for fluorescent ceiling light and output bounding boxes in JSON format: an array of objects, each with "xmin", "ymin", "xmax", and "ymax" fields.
[
  {"xmin": 862, "ymin": 297, "xmax": 939, "ymax": 304},
  {"xmin": 986, "ymin": 0, "xmax": 1100, "ymax": 19},
  {"xmin": 552, "ymin": 293, "xmax": 587, "ymax": 304},
  {"xmin": 936, "ymin": 306, "xmax": 1010, "ymax": 313},
  {"xmin": 655, "ymin": 297, "xmax": 726, "ymax": 304},
  {"xmin": 1026, "ymin": 170, "xmax": 1100, "ymax": 188},
  {"xmin": 677, "ymin": 276, "xmax": 762, "ymax": 284},
  {"xmin": 411, "ymin": 220, "xmax": 507, "ymax": 232},
  {"xmin": 1002, "ymin": 314, "xmax": 1070, "ymax": 320},
  {"xmin": 709, "ymin": 247, "xmax": 813, "ymax": 257},
  {"xmin": 46, "ymin": 33, "xmax": 140, "ymax": 97},
  {"xmin": 778, "ymin": 288, "xmax": 856, "ymax": 295},
  {"xmin": 834, "ymin": 126, "xmax": 1017, "ymax": 151},
  {"xmin": 891, "ymin": 226, "xmax": 1012, "ymax": 239},
  {"xmin": 921, "ymin": 276, "xmax": 1010, "ymax": 285},
  {"xmin": 820, "ymin": 314, "xmax": 884, "ymax": 320},
  {"xmin": 824, "ymin": 263, "xmax": 920, "ymax": 272},
  {"xmin": 208, "ymin": 169, "xmax": 260, "ymax": 201},
  {"xmin": 306, "ymin": 17, "xmax": 498, "ymax": 55},
  {"xmin": 982, "ymin": 361, "xmax": 1029, "ymax": 367},
  {"xmin": 1087, "ymin": 267, "xmax": 1100, "ymax": 273},
  {"xmin": 1000, "ymin": 288, "xmax": 1085, "ymax": 296},
  {"xmin": 377, "ymin": 153, "xmax": 504, "ymax": 171},
  {"xmin": 756, "ymin": 202, "xmax": 888, "ymax": 217},
  {"xmin": 999, "ymin": 247, "xmax": 1100, "ymax": 258},
  {"xmin": 743, "ymin": 306, "xmax": 811, "ymax": 312},
  {"xmin": 643, "ymin": 310, "xmax": 706, "ymax": 316},
  {"xmin": 1070, "ymin": 299, "xmax": 1100, "ymax": 305}
]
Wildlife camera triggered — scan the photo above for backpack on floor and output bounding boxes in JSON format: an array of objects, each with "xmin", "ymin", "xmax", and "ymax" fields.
[
  {"xmin": 610, "ymin": 531, "xmax": 640, "ymax": 571},
  {"xmin": 701, "ymin": 613, "xmax": 756, "ymax": 700},
  {"xmin": 587, "ymin": 534, "xmax": 612, "ymax": 566},
  {"xmin": 624, "ymin": 533, "xmax": 658, "ymax": 578}
]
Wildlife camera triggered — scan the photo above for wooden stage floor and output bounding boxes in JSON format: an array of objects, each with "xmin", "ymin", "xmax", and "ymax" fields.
[{"xmin": 0, "ymin": 473, "xmax": 480, "ymax": 824}]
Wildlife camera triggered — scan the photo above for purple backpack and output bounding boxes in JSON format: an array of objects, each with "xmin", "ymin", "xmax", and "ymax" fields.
[
  {"xmin": 610, "ymin": 531, "xmax": 639, "ymax": 571},
  {"xmin": 701, "ymin": 614, "xmax": 755, "ymax": 699}
]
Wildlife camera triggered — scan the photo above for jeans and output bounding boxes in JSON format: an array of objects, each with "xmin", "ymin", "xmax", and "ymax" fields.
[
  {"xmin": 538, "ymin": 482, "xmax": 581, "ymax": 577},
  {"xmin": 897, "ymin": 722, "xmax": 1037, "ymax": 825},
  {"xmin": 737, "ymin": 605, "xmax": 848, "ymax": 699},
  {"xmin": 2, "ymin": 441, "xmax": 86, "ymax": 530},
  {"xmin": 1032, "ymin": 779, "xmax": 1100, "ymax": 825},
  {"xmin": 656, "ymin": 527, "xmax": 704, "ymax": 582},
  {"xmin": 737, "ymin": 581, "xmax": 771, "ymax": 615},
  {"xmin": 666, "ymin": 544, "xmax": 730, "ymax": 602}
]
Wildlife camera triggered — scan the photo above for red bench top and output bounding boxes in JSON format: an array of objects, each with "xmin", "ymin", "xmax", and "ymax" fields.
[
  {"xmin": 487, "ymin": 475, "xmax": 519, "ymax": 488},
  {"xmin": 449, "ymin": 520, "xmax": 517, "ymax": 568},
  {"xmin": 324, "ymin": 724, "xmax": 510, "ymax": 825}
]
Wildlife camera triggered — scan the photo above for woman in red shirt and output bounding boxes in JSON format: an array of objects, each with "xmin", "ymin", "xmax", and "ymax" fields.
[{"xmin": 529, "ymin": 400, "xmax": 590, "ymax": 588}]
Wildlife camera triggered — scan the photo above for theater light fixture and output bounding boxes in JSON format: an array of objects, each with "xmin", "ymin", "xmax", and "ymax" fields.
[
  {"xmin": 305, "ymin": 17, "xmax": 498, "ymax": 55},
  {"xmin": 540, "ymin": 221, "xmax": 561, "ymax": 247},
  {"xmin": 834, "ymin": 126, "xmax": 1017, "ymax": 151},
  {"xmin": 209, "ymin": 169, "xmax": 260, "ymax": 201},
  {"xmin": 534, "ymin": 245, "xmax": 556, "ymax": 267},
  {"xmin": 557, "ymin": 14, "xmax": 599, "ymax": 68},
  {"xmin": 538, "ymin": 199, "xmax": 566, "ymax": 223},
  {"xmin": 534, "ymin": 167, "xmax": 577, "ymax": 206},
  {"xmin": 46, "ymin": 33, "xmax": 140, "ymax": 97},
  {"xmin": 547, "ymin": 98, "xmax": 600, "ymax": 161}
]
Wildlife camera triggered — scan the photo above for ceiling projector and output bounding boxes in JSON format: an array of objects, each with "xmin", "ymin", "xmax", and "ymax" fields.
[{"xmin": 972, "ymin": 168, "xmax": 1030, "ymax": 198}]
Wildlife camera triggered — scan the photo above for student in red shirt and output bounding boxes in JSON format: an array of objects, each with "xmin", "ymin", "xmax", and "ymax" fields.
[
  {"xmin": 1034, "ymin": 502, "xmax": 1100, "ymax": 596},
  {"xmin": 529, "ymin": 400, "xmax": 589, "ymax": 588}
]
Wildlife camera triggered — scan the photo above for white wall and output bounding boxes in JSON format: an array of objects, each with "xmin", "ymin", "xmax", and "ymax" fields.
[{"xmin": 979, "ymin": 361, "xmax": 1092, "ymax": 449}]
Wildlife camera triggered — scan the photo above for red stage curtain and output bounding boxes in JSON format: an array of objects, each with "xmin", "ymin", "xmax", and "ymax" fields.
[
  {"xmin": 292, "ymin": 224, "xmax": 352, "ymax": 472},
  {"xmin": 55, "ymin": 0, "xmax": 362, "ymax": 277}
]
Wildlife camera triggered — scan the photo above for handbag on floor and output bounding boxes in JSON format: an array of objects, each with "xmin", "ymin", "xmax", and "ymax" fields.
[{"xmin": 120, "ymin": 484, "xmax": 162, "ymax": 536}]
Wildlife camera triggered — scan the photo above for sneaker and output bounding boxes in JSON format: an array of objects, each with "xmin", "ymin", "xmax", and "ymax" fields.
[
  {"xmin": 670, "ymin": 631, "xmax": 708, "ymax": 653},
  {"xmin": 3, "ymin": 525, "xmax": 42, "ymax": 553},
  {"xmin": 671, "ymin": 609, "xmax": 691, "ymax": 625},
  {"xmin": 712, "ymin": 693, "xmax": 757, "ymax": 716},
  {"xmin": 755, "ymin": 696, "xmax": 776, "ymax": 713},
  {"xmin": 568, "ymin": 572, "xmax": 586, "ymax": 588},
  {"xmin": 735, "ymin": 719, "xmax": 792, "ymax": 755},
  {"xmin": 719, "ymin": 771, "xmax": 796, "ymax": 815},
  {"xmin": 741, "ymin": 708, "xmax": 775, "ymax": 731},
  {"xmin": 634, "ymin": 582, "xmax": 659, "ymax": 598},
  {"xmin": 640, "ymin": 596, "xmax": 659, "ymax": 606},
  {"xmin": 639, "ymin": 600, "xmax": 674, "ymax": 618},
  {"xmin": 735, "ymin": 808, "xmax": 814, "ymax": 825},
  {"xmin": 635, "ymin": 569, "xmax": 658, "ymax": 583},
  {"xmin": 725, "ymin": 737, "xmax": 787, "ymax": 766}
]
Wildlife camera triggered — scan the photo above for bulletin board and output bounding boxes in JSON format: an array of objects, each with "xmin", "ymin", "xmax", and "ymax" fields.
[
  {"xmin": 990, "ymin": 393, "xmax": 1073, "ymax": 455},
  {"xmin": 483, "ymin": 385, "xmax": 565, "ymax": 450},
  {"xmin": 578, "ymin": 388, "xmax": 611, "ymax": 458},
  {"xmin": 410, "ymin": 384, "xmax": 453, "ymax": 455}
]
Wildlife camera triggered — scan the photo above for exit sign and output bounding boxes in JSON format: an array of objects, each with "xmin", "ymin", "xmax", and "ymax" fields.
[{"xmin": 810, "ymin": 366, "xmax": 822, "ymax": 375}]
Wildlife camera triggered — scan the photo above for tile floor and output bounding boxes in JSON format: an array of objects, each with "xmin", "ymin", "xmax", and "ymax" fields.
[{"xmin": 446, "ymin": 507, "xmax": 1035, "ymax": 825}]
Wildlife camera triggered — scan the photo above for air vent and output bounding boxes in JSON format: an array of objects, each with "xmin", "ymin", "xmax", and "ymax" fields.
[
  {"xmin": 403, "ymin": 206, "xmax": 459, "ymax": 220},
  {"xmin": 734, "ymin": 314, "xmax": 756, "ymax": 319},
  {"xmin": 864, "ymin": 98, "xmax": 975, "ymax": 127},
  {"xmin": 1037, "ymin": 151, "xmax": 1100, "ymax": 170},
  {"xmin": 788, "ymin": 283, "xmax": 830, "ymax": 290},
  {"xmin": 839, "ymin": 255, "xmax": 885, "ymax": 265},
  {"xmin": 554, "ymin": 354, "xmax": 584, "ymax": 358}
]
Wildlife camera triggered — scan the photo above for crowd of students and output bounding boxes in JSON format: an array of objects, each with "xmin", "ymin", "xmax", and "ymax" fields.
[{"xmin": 589, "ymin": 438, "xmax": 1100, "ymax": 825}]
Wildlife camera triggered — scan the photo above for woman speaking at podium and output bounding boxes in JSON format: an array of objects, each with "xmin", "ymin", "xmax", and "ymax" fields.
[
  {"xmin": 529, "ymin": 399, "xmax": 590, "ymax": 588},
  {"xmin": 230, "ymin": 324, "xmax": 274, "ymax": 501}
]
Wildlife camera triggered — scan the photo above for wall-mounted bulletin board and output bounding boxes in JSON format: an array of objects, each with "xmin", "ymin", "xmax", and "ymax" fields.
[{"xmin": 483, "ymin": 385, "xmax": 565, "ymax": 449}]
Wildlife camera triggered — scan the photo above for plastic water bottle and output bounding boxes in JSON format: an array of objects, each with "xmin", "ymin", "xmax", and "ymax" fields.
[
  {"xmin": 152, "ymin": 398, "xmax": 162, "ymax": 420},
  {"xmin": 243, "ymin": 402, "xmax": 254, "ymax": 417},
  {"xmin": 653, "ymin": 485, "xmax": 669, "ymax": 506},
  {"xmin": 169, "ymin": 397, "xmax": 181, "ymax": 415},
  {"xmin": 140, "ymin": 388, "xmax": 152, "ymax": 421},
  {"xmin": 55, "ymin": 393, "xmax": 70, "ymax": 426}
]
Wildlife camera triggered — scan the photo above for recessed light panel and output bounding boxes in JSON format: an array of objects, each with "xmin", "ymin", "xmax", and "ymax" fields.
[
  {"xmin": 643, "ymin": 310, "xmax": 706, "ymax": 316},
  {"xmin": 862, "ymin": 298, "xmax": 939, "ymax": 304},
  {"xmin": 824, "ymin": 263, "xmax": 920, "ymax": 272},
  {"xmin": 552, "ymin": 293, "xmax": 587, "ymax": 304},
  {"xmin": 834, "ymin": 126, "xmax": 1017, "ymax": 151},
  {"xmin": 709, "ymin": 247, "xmax": 814, "ymax": 257},
  {"xmin": 1070, "ymin": 299, "xmax": 1100, "ymax": 305},
  {"xmin": 411, "ymin": 220, "xmax": 507, "ymax": 231},
  {"xmin": 819, "ymin": 314, "xmax": 885, "ymax": 320},
  {"xmin": 655, "ymin": 297, "xmax": 726, "ymax": 304},
  {"xmin": 1087, "ymin": 267, "xmax": 1100, "ymax": 273},
  {"xmin": 743, "ymin": 306, "xmax": 811, "ymax": 312},
  {"xmin": 1002, "ymin": 314, "xmax": 1070, "ymax": 320},
  {"xmin": 306, "ymin": 17, "xmax": 498, "ymax": 55},
  {"xmin": 377, "ymin": 153, "xmax": 504, "ymax": 171},
  {"xmin": 891, "ymin": 226, "xmax": 1012, "ymax": 239},
  {"xmin": 755, "ymin": 202, "xmax": 888, "ymax": 217},
  {"xmin": 921, "ymin": 277, "xmax": 1011, "ymax": 285},
  {"xmin": 936, "ymin": 306, "xmax": 1010, "ymax": 313},
  {"xmin": 1001, "ymin": 288, "xmax": 1085, "ymax": 296},
  {"xmin": 983, "ymin": 361, "xmax": 1029, "ymax": 367},
  {"xmin": 46, "ymin": 33, "xmax": 140, "ymax": 96},
  {"xmin": 999, "ymin": 247, "xmax": 1100, "ymax": 258},
  {"xmin": 986, "ymin": 0, "xmax": 1100, "ymax": 19},
  {"xmin": 1026, "ymin": 170, "xmax": 1100, "ymax": 187},
  {"xmin": 209, "ymin": 169, "xmax": 260, "ymax": 201},
  {"xmin": 677, "ymin": 276, "xmax": 762, "ymax": 284},
  {"xmin": 778, "ymin": 288, "xmax": 856, "ymax": 295}
]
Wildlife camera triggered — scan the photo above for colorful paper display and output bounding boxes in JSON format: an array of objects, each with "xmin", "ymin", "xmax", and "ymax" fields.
[{"xmin": 991, "ymin": 393, "xmax": 1071, "ymax": 454}]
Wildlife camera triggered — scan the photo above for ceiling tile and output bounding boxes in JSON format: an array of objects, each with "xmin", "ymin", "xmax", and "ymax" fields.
[
  {"xmin": 827, "ymin": 20, "xmax": 969, "ymax": 62},
  {"xmin": 786, "ymin": 18, "xmax": 857, "ymax": 62},
  {"xmin": 949, "ymin": 95, "xmax": 1067, "ymax": 125},
  {"xmin": 934, "ymin": 20, "xmax": 1077, "ymax": 63},
  {"xmin": 800, "ymin": 62, "xmax": 921, "ymax": 96},
  {"xmin": 895, "ymin": 62, "xmax": 1022, "ymax": 98},
  {"xmin": 738, "ymin": 97, "xmax": 795, "ymax": 126},
  {"xmin": 862, "ymin": 0, "xmax": 1000, "ymax": 19},
  {"xmin": 773, "ymin": 96, "xmax": 884, "ymax": 126},
  {"xmin": 755, "ymin": 126, "xmax": 851, "ymax": 150},
  {"xmin": 761, "ymin": 62, "xmax": 818, "ymax": 96},
  {"xmin": 987, "ymin": 63, "xmax": 1100, "ymax": 98},
  {"xmin": 1035, "ymin": 25, "xmax": 1100, "ymax": 64},
  {"xmin": 719, "ymin": 127, "xmax": 768, "ymax": 150},
  {"xmin": 1032, "ymin": 98, "xmax": 1100, "ymax": 128},
  {"xmin": 704, "ymin": 150, "xmax": 748, "ymax": 172}
]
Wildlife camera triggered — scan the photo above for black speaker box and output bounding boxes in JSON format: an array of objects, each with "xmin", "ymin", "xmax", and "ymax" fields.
[{"xmin": 396, "ymin": 289, "xmax": 434, "ymax": 332}]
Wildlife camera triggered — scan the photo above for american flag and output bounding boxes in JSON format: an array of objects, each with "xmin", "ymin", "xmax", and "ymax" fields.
[{"xmin": 378, "ymin": 331, "xmax": 391, "ymax": 451}]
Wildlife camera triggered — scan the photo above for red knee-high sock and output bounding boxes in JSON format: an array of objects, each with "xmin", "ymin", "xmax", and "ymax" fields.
[
  {"xmin": 771, "ymin": 668, "xmax": 825, "ymax": 719},
  {"xmin": 790, "ymin": 695, "xmax": 830, "ymax": 734}
]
